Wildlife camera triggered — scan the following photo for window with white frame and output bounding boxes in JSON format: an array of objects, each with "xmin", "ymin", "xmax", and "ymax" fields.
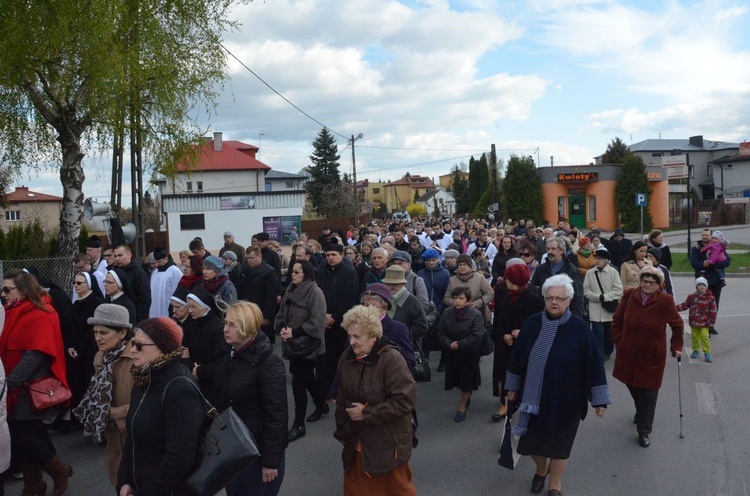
[{"xmin": 4, "ymin": 210, "xmax": 21, "ymax": 222}]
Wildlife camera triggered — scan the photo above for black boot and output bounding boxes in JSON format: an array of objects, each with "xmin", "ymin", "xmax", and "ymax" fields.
[
  {"xmin": 288, "ymin": 423, "xmax": 306, "ymax": 442},
  {"xmin": 437, "ymin": 351, "xmax": 446, "ymax": 372},
  {"xmin": 306, "ymin": 402, "xmax": 330, "ymax": 422}
]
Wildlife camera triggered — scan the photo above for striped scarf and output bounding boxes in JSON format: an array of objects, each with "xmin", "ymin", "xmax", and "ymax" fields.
[{"xmin": 514, "ymin": 309, "xmax": 571, "ymax": 436}]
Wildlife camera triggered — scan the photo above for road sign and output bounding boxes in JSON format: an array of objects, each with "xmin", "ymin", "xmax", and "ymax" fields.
[{"xmin": 635, "ymin": 193, "xmax": 648, "ymax": 206}]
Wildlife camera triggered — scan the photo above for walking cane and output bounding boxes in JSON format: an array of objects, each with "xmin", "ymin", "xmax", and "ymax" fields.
[{"xmin": 677, "ymin": 356, "xmax": 685, "ymax": 438}]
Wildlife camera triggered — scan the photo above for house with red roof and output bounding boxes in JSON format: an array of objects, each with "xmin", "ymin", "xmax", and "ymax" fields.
[
  {"xmin": 156, "ymin": 132, "xmax": 305, "ymax": 251},
  {"xmin": 383, "ymin": 174, "xmax": 436, "ymax": 212},
  {"xmin": 1, "ymin": 186, "xmax": 62, "ymax": 233}
]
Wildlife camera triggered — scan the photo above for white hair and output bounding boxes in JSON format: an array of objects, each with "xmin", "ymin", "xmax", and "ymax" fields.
[{"xmin": 542, "ymin": 274, "xmax": 575, "ymax": 300}]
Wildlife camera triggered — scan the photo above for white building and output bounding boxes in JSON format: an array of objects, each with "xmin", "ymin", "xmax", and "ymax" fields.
[
  {"xmin": 156, "ymin": 132, "xmax": 305, "ymax": 252},
  {"xmin": 417, "ymin": 188, "xmax": 456, "ymax": 217}
]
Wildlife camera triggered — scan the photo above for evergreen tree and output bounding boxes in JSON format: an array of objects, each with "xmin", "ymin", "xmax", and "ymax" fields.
[
  {"xmin": 602, "ymin": 137, "xmax": 630, "ymax": 164},
  {"xmin": 451, "ymin": 165, "xmax": 470, "ymax": 214},
  {"xmin": 468, "ymin": 154, "xmax": 489, "ymax": 211},
  {"xmin": 502, "ymin": 155, "xmax": 542, "ymax": 222},
  {"xmin": 615, "ymin": 153, "xmax": 653, "ymax": 231},
  {"xmin": 0, "ymin": 229, "xmax": 7, "ymax": 260},
  {"xmin": 305, "ymin": 127, "xmax": 342, "ymax": 218}
]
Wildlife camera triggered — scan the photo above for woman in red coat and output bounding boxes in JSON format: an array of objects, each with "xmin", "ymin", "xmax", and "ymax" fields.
[
  {"xmin": 0, "ymin": 269, "xmax": 72, "ymax": 496},
  {"xmin": 612, "ymin": 265, "xmax": 683, "ymax": 448}
]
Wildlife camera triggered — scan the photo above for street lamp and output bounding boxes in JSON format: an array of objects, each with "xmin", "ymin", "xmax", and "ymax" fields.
[
  {"xmin": 258, "ymin": 132, "xmax": 265, "ymax": 156},
  {"xmin": 351, "ymin": 133, "xmax": 363, "ymax": 227}
]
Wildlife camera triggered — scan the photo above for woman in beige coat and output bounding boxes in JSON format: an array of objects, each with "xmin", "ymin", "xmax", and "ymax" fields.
[
  {"xmin": 444, "ymin": 254, "xmax": 494, "ymax": 324},
  {"xmin": 73, "ymin": 304, "xmax": 136, "ymax": 485},
  {"xmin": 619, "ymin": 241, "xmax": 652, "ymax": 289}
]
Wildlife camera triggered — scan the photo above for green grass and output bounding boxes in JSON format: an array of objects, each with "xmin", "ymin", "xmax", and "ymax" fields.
[{"xmin": 670, "ymin": 251, "xmax": 750, "ymax": 273}]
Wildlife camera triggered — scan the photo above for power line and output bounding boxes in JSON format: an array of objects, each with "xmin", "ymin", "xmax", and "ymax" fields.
[{"xmin": 216, "ymin": 40, "xmax": 349, "ymax": 141}]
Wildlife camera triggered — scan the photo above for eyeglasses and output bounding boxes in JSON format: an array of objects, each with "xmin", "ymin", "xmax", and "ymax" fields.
[
  {"xmin": 640, "ymin": 279, "xmax": 659, "ymax": 286},
  {"xmin": 291, "ymin": 270, "xmax": 303, "ymax": 274},
  {"xmin": 131, "ymin": 341, "xmax": 158, "ymax": 352},
  {"xmin": 1, "ymin": 286, "xmax": 16, "ymax": 293},
  {"xmin": 520, "ymin": 252, "xmax": 532, "ymax": 257},
  {"xmin": 73, "ymin": 281, "xmax": 86, "ymax": 286},
  {"xmin": 544, "ymin": 296, "xmax": 570, "ymax": 303}
]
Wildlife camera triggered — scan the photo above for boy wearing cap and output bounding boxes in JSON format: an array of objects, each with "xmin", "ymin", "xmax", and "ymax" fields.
[{"xmin": 676, "ymin": 278, "xmax": 717, "ymax": 362}]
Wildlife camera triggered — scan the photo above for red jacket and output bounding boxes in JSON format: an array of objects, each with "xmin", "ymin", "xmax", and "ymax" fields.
[
  {"xmin": 676, "ymin": 290, "xmax": 717, "ymax": 328},
  {"xmin": 612, "ymin": 288, "xmax": 683, "ymax": 389}
]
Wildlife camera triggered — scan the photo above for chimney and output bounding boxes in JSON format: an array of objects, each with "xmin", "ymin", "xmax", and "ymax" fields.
[
  {"xmin": 689, "ymin": 135, "xmax": 704, "ymax": 148},
  {"xmin": 213, "ymin": 132, "xmax": 223, "ymax": 152}
]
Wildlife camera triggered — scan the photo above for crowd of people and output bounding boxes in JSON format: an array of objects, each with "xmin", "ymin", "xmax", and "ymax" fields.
[{"xmin": 0, "ymin": 218, "xmax": 732, "ymax": 495}]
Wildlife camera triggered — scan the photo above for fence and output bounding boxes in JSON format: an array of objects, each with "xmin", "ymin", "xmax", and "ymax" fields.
[
  {"xmin": 0, "ymin": 257, "xmax": 76, "ymax": 294},
  {"xmin": 670, "ymin": 200, "xmax": 747, "ymax": 228}
]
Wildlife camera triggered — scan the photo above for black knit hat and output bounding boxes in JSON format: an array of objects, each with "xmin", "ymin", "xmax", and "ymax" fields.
[{"xmin": 87, "ymin": 235, "xmax": 102, "ymax": 248}]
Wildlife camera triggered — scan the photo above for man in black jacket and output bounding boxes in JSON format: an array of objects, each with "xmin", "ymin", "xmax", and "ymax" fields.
[
  {"xmin": 530, "ymin": 236, "xmax": 585, "ymax": 317},
  {"xmin": 113, "ymin": 245, "xmax": 152, "ymax": 323},
  {"xmin": 315, "ymin": 243, "xmax": 360, "ymax": 409},
  {"xmin": 254, "ymin": 232, "xmax": 281, "ymax": 279},
  {"xmin": 238, "ymin": 246, "xmax": 280, "ymax": 342}
]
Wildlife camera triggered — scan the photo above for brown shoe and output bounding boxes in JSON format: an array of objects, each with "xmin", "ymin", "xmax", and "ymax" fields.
[
  {"xmin": 20, "ymin": 465, "xmax": 48, "ymax": 496},
  {"xmin": 531, "ymin": 472, "xmax": 548, "ymax": 494},
  {"xmin": 42, "ymin": 455, "xmax": 73, "ymax": 496}
]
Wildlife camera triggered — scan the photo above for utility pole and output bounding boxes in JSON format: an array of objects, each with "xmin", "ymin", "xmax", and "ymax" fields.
[
  {"xmin": 351, "ymin": 133, "xmax": 363, "ymax": 227},
  {"xmin": 490, "ymin": 144, "xmax": 497, "ymax": 205},
  {"xmin": 686, "ymin": 152, "xmax": 691, "ymax": 258}
]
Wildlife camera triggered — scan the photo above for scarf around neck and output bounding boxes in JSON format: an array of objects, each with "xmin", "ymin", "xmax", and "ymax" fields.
[
  {"xmin": 73, "ymin": 339, "xmax": 128, "ymax": 443},
  {"xmin": 203, "ymin": 275, "xmax": 228, "ymax": 294},
  {"xmin": 514, "ymin": 309, "xmax": 572, "ymax": 436},
  {"xmin": 130, "ymin": 348, "xmax": 185, "ymax": 388}
]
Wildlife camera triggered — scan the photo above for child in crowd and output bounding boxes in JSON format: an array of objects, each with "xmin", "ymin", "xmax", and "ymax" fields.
[
  {"xmin": 701, "ymin": 230, "xmax": 729, "ymax": 286},
  {"xmin": 675, "ymin": 277, "xmax": 717, "ymax": 363}
]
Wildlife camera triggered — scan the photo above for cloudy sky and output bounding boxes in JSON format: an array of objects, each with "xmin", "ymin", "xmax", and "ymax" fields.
[{"xmin": 17, "ymin": 0, "xmax": 750, "ymax": 202}]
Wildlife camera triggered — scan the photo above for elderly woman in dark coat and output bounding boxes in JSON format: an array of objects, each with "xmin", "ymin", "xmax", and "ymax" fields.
[
  {"xmin": 275, "ymin": 260, "xmax": 327, "ymax": 443},
  {"xmin": 506, "ymin": 274, "xmax": 611, "ymax": 496},
  {"xmin": 437, "ymin": 286, "xmax": 485, "ymax": 423},
  {"xmin": 334, "ymin": 305, "xmax": 417, "ymax": 496},
  {"xmin": 196, "ymin": 302, "xmax": 289, "ymax": 496},
  {"xmin": 491, "ymin": 261, "xmax": 544, "ymax": 421},
  {"xmin": 612, "ymin": 265, "xmax": 683, "ymax": 449}
]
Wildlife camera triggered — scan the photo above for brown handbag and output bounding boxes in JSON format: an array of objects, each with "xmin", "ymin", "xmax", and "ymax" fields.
[{"xmin": 26, "ymin": 376, "xmax": 72, "ymax": 410}]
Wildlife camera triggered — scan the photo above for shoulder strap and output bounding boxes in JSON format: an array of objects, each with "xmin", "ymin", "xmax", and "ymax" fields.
[
  {"xmin": 594, "ymin": 270, "xmax": 606, "ymax": 295},
  {"xmin": 161, "ymin": 375, "xmax": 217, "ymax": 421}
]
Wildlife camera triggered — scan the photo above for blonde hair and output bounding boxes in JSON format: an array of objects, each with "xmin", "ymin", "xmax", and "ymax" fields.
[
  {"xmin": 341, "ymin": 305, "xmax": 383, "ymax": 339},
  {"xmin": 224, "ymin": 301, "xmax": 264, "ymax": 339}
]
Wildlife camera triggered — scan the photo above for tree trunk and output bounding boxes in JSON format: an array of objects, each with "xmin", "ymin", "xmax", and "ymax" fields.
[{"xmin": 57, "ymin": 131, "xmax": 85, "ymax": 259}]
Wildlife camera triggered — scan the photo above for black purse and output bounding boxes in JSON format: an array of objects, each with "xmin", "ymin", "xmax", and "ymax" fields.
[
  {"xmin": 163, "ymin": 377, "xmax": 260, "ymax": 496},
  {"xmin": 411, "ymin": 339, "xmax": 431, "ymax": 382},
  {"xmin": 480, "ymin": 327, "xmax": 495, "ymax": 356},
  {"xmin": 282, "ymin": 335, "xmax": 321, "ymax": 361},
  {"xmin": 594, "ymin": 271, "xmax": 620, "ymax": 313}
]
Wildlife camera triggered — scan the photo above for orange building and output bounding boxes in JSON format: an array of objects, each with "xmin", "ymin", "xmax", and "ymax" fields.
[{"xmin": 538, "ymin": 165, "xmax": 669, "ymax": 231}]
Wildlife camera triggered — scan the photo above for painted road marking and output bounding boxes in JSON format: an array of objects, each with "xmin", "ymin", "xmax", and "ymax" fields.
[{"xmin": 695, "ymin": 382, "xmax": 722, "ymax": 415}]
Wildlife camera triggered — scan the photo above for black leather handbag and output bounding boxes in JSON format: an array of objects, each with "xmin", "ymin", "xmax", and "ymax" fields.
[
  {"xmin": 163, "ymin": 377, "xmax": 260, "ymax": 496},
  {"xmin": 594, "ymin": 271, "xmax": 620, "ymax": 313},
  {"xmin": 282, "ymin": 335, "xmax": 321, "ymax": 362},
  {"xmin": 411, "ymin": 340, "xmax": 431, "ymax": 383}
]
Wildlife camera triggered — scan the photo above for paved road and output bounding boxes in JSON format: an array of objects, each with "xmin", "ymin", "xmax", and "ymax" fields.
[{"xmin": 5, "ymin": 276, "xmax": 749, "ymax": 495}]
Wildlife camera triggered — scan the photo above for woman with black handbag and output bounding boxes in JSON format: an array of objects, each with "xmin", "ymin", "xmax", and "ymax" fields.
[
  {"xmin": 0, "ymin": 269, "xmax": 72, "ymax": 496},
  {"xmin": 583, "ymin": 249, "xmax": 623, "ymax": 361},
  {"xmin": 275, "ymin": 261, "xmax": 327, "ymax": 443},
  {"xmin": 196, "ymin": 302, "xmax": 288, "ymax": 496}
]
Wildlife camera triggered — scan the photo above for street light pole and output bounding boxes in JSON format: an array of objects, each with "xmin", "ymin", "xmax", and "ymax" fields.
[
  {"xmin": 351, "ymin": 133, "xmax": 363, "ymax": 227},
  {"xmin": 258, "ymin": 132, "xmax": 265, "ymax": 156},
  {"xmin": 686, "ymin": 152, "xmax": 691, "ymax": 258}
]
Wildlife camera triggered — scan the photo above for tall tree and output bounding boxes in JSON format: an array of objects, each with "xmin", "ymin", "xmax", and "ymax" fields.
[
  {"xmin": 0, "ymin": 0, "xmax": 241, "ymax": 258},
  {"xmin": 601, "ymin": 137, "xmax": 630, "ymax": 164},
  {"xmin": 468, "ymin": 154, "xmax": 489, "ymax": 211},
  {"xmin": 451, "ymin": 165, "xmax": 470, "ymax": 215},
  {"xmin": 502, "ymin": 155, "xmax": 542, "ymax": 222},
  {"xmin": 305, "ymin": 127, "xmax": 342, "ymax": 218},
  {"xmin": 615, "ymin": 153, "xmax": 653, "ymax": 231}
]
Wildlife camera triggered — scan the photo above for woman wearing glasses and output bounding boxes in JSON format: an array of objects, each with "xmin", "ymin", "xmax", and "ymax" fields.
[
  {"xmin": 506, "ymin": 274, "xmax": 610, "ymax": 496},
  {"xmin": 103, "ymin": 269, "xmax": 137, "ymax": 328},
  {"xmin": 275, "ymin": 261, "xmax": 327, "ymax": 443},
  {"xmin": 116, "ymin": 318, "xmax": 204, "ymax": 496},
  {"xmin": 0, "ymin": 269, "xmax": 72, "ymax": 496},
  {"xmin": 612, "ymin": 266, "xmax": 683, "ymax": 448},
  {"xmin": 73, "ymin": 304, "xmax": 135, "ymax": 486},
  {"xmin": 516, "ymin": 240, "xmax": 540, "ymax": 279},
  {"xmin": 66, "ymin": 272, "xmax": 104, "ymax": 422}
]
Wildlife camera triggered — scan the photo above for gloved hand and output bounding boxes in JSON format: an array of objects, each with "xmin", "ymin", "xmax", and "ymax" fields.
[{"xmin": 599, "ymin": 294, "xmax": 604, "ymax": 302}]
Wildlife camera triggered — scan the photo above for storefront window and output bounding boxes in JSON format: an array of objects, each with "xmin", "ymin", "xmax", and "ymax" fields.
[
  {"xmin": 558, "ymin": 196, "xmax": 567, "ymax": 221},
  {"xmin": 588, "ymin": 195, "xmax": 596, "ymax": 220}
]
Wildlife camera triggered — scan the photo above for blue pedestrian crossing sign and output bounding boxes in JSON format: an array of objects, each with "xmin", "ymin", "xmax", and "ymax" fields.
[{"xmin": 635, "ymin": 193, "xmax": 648, "ymax": 206}]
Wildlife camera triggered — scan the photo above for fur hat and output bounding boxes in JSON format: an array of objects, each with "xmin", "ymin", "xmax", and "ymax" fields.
[
  {"xmin": 504, "ymin": 263, "xmax": 530, "ymax": 287},
  {"xmin": 594, "ymin": 248, "xmax": 611, "ymax": 260},
  {"xmin": 87, "ymin": 304, "xmax": 133, "ymax": 329},
  {"xmin": 361, "ymin": 283, "xmax": 392, "ymax": 310},
  {"xmin": 325, "ymin": 243, "xmax": 344, "ymax": 253},
  {"xmin": 136, "ymin": 318, "xmax": 183, "ymax": 354},
  {"xmin": 390, "ymin": 250, "xmax": 412, "ymax": 264}
]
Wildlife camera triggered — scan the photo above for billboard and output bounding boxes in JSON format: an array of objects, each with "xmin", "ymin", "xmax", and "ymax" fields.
[
  {"xmin": 662, "ymin": 155, "xmax": 688, "ymax": 179},
  {"xmin": 262, "ymin": 215, "xmax": 301, "ymax": 245}
]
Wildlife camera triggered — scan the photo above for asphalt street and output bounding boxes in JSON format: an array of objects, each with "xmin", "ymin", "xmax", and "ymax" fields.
[{"xmin": 4, "ymin": 276, "xmax": 749, "ymax": 496}]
